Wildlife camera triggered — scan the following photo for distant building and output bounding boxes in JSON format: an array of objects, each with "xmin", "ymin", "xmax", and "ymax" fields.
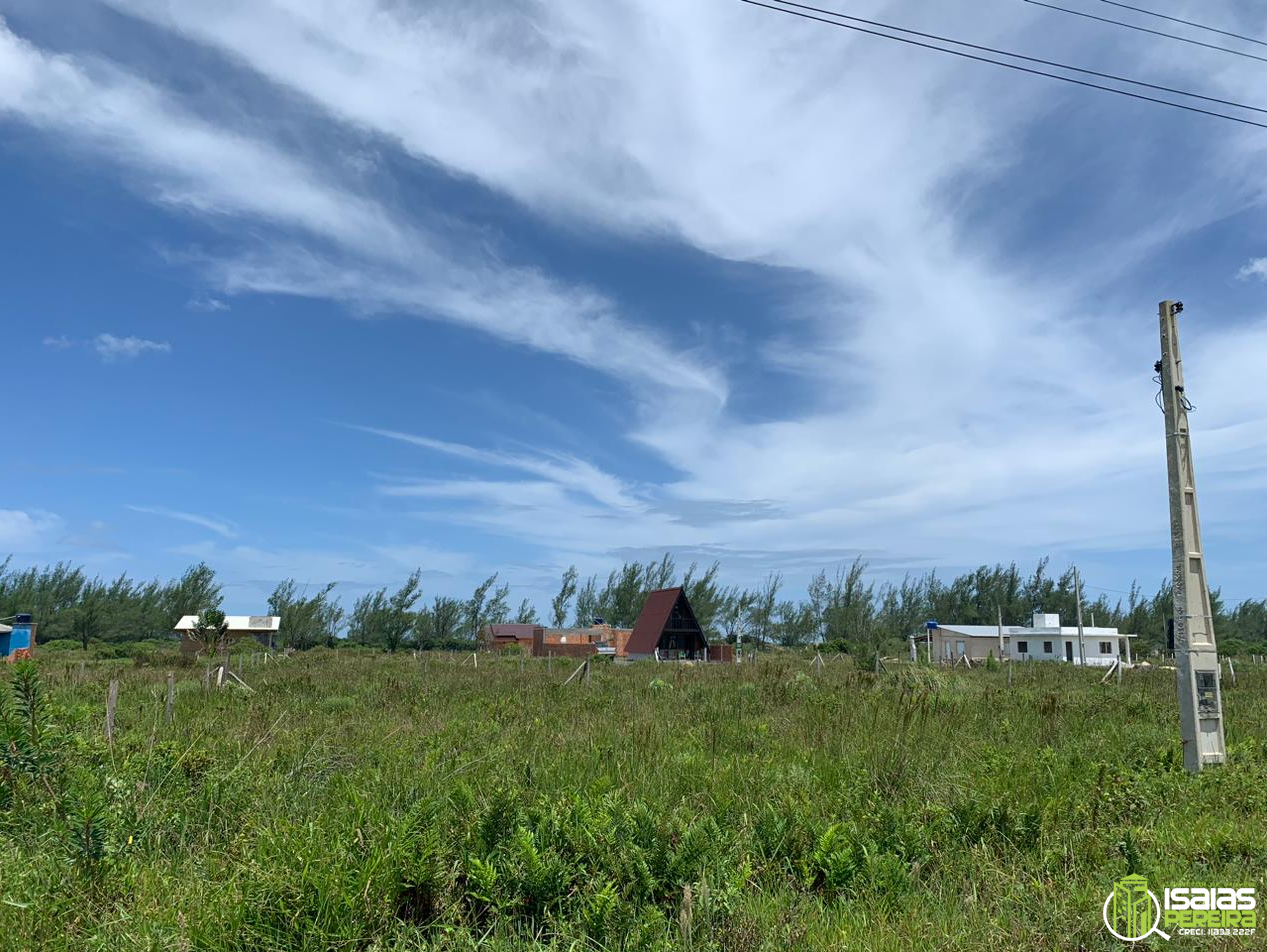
[
  {"xmin": 174, "ymin": 614, "xmax": 281, "ymax": 653},
  {"xmin": 924, "ymin": 611, "xmax": 1135, "ymax": 667},
  {"xmin": 1, "ymin": 614, "xmax": 35, "ymax": 661},
  {"xmin": 482, "ymin": 587, "xmax": 732, "ymax": 662},
  {"xmin": 482, "ymin": 621, "xmax": 634, "ymax": 659},
  {"xmin": 626, "ymin": 587, "xmax": 725, "ymax": 661}
]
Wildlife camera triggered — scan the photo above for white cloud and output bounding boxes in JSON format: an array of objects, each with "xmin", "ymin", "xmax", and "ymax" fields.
[
  {"xmin": 93, "ymin": 333, "xmax": 171, "ymax": 361},
  {"xmin": 0, "ymin": 509, "xmax": 63, "ymax": 552},
  {"xmin": 349, "ymin": 424, "xmax": 640, "ymax": 511},
  {"xmin": 42, "ymin": 332, "xmax": 172, "ymax": 361},
  {"xmin": 185, "ymin": 295, "xmax": 229, "ymax": 312},
  {"xmin": 127, "ymin": 505, "xmax": 237, "ymax": 538},
  {"xmin": 1237, "ymin": 258, "xmax": 1267, "ymax": 281},
  {"xmin": 0, "ymin": 18, "xmax": 724, "ymax": 404}
]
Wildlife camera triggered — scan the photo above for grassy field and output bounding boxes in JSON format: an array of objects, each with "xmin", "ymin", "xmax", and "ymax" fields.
[{"xmin": 2, "ymin": 649, "xmax": 1265, "ymax": 951}]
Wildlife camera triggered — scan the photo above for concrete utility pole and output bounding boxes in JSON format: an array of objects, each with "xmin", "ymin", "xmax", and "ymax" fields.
[
  {"xmin": 1158, "ymin": 300, "xmax": 1226, "ymax": 772},
  {"xmin": 1073, "ymin": 566, "xmax": 1086, "ymax": 666}
]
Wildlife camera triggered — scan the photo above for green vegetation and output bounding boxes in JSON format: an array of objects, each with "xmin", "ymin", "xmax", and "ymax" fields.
[
  {"xmin": 2, "ymin": 650, "xmax": 1265, "ymax": 950},
  {"xmin": 5, "ymin": 555, "xmax": 1267, "ymax": 658}
]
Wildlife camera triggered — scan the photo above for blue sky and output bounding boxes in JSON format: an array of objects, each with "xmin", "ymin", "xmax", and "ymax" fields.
[{"xmin": 1, "ymin": 0, "xmax": 1265, "ymax": 615}]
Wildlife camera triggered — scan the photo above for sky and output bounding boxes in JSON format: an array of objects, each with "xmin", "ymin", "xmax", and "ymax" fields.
[{"xmin": 1, "ymin": 0, "xmax": 1265, "ymax": 617}]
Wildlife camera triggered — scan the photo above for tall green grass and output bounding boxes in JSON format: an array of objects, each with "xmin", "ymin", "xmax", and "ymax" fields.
[{"xmin": 2, "ymin": 651, "xmax": 1265, "ymax": 950}]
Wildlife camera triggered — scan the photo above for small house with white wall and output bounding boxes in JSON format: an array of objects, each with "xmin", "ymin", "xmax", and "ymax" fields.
[
  {"xmin": 174, "ymin": 614, "xmax": 281, "ymax": 652},
  {"xmin": 923, "ymin": 611, "xmax": 1135, "ymax": 667}
]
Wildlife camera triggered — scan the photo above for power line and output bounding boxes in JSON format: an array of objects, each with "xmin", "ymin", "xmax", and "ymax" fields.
[
  {"xmin": 1023, "ymin": 0, "xmax": 1267, "ymax": 64},
  {"xmin": 1083, "ymin": 582, "xmax": 1262, "ymax": 606},
  {"xmin": 768, "ymin": 0, "xmax": 1267, "ymax": 116},
  {"xmin": 738, "ymin": 1, "xmax": 1267, "ymax": 129},
  {"xmin": 1098, "ymin": 0, "xmax": 1267, "ymax": 51}
]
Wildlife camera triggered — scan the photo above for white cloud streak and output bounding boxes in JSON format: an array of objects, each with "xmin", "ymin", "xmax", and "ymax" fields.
[
  {"xmin": 93, "ymin": 334, "xmax": 171, "ymax": 361},
  {"xmin": 127, "ymin": 505, "xmax": 238, "ymax": 539},
  {"xmin": 0, "ymin": 16, "xmax": 724, "ymax": 404},
  {"xmin": 42, "ymin": 332, "xmax": 171, "ymax": 361}
]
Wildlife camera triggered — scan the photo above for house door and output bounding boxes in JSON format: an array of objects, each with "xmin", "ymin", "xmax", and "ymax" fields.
[{"xmin": 1065, "ymin": 641, "xmax": 1074, "ymax": 662}]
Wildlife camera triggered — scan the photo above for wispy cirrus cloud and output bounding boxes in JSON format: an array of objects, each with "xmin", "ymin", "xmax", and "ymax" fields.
[
  {"xmin": 0, "ymin": 18, "xmax": 724, "ymax": 405},
  {"xmin": 347, "ymin": 424, "xmax": 642, "ymax": 511},
  {"xmin": 42, "ymin": 333, "xmax": 171, "ymax": 361},
  {"xmin": 127, "ymin": 505, "xmax": 237, "ymax": 539}
]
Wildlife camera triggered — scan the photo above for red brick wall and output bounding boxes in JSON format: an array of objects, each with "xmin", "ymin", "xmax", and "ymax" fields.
[{"xmin": 537, "ymin": 643, "xmax": 599, "ymax": 660}]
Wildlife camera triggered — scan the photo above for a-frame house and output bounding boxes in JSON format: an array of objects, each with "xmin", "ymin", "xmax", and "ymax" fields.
[{"xmin": 625, "ymin": 587, "xmax": 709, "ymax": 661}]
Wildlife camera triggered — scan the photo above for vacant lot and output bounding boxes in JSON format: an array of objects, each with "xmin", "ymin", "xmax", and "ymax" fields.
[{"xmin": 2, "ymin": 650, "xmax": 1265, "ymax": 951}]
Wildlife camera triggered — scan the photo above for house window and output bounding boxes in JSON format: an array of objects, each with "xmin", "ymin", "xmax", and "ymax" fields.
[
  {"xmin": 1043, "ymin": 641, "xmax": 1053, "ymax": 653},
  {"xmin": 1100, "ymin": 641, "xmax": 1113, "ymax": 654},
  {"xmin": 955, "ymin": 640, "xmax": 966, "ymax": 658},
  {"xmin": 1016, "ymin": 641, "xmax": 1028, "ymax": 653}
]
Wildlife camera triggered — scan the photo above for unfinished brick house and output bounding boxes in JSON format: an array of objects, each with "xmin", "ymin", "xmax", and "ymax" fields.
[{"xmin": 483, "ymin": 587, "xmax": 732, "ymax": 662}]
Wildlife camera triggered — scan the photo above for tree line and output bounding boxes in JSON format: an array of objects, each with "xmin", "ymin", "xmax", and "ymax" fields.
[{"xmin": 3, "ymin": 554, "xmax": 1265, "ymax": 655}]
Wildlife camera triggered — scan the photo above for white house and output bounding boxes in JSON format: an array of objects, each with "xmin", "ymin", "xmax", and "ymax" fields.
[
  {"xmin": 921, "ymin": 611, "xmax": 1135, "ymax": 667},
  {"xmin": 174, "ymin": 614, "xmax": 281, "ymax": 652}
]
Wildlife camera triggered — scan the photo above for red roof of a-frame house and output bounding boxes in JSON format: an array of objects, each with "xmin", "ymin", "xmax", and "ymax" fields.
[{"xmin": 626, "ymin": 586, "xmax": 709, "ymax": 658}]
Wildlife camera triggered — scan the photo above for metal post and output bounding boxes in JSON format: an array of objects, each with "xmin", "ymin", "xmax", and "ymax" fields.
[
  {"xmin": 1074, "ymin": 567, "xmax": 1086, "ymax": 666},
  {"xmin": 1158, "ymin": 300, "xmax": 1225, "ymax": 772},
  {"xmin": 164, "ymin": 671, "xmax": 175, "ymax": 724},
  {"xmin": 996, "ymin": 605, "xmax": 1005, "ymax": 663}
]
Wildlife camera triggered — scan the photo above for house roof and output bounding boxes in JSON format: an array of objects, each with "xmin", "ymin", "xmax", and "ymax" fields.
[
  {"xmin": 174, "ymin": 614, "xmax": 281, "ymax": 632},
  {"xmin": 930, "ymin": 624, "xmax": 1135, "ymax": 638},
  {"xmin": 485, "ymin": 623, "xmax": 540, "ymax": 639},
  {"xmin": 0, "ymin": 623, "xmax": 10, "ymax": 634},
  {"xmin": 626, "ymin": 587, "xmax": 705, "ymax": 655}
]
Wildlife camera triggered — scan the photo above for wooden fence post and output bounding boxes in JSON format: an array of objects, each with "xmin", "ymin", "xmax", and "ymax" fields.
[
  {"xmin": 165, "ymin": 671, "xmax": 175, "ymax": 724},
  {"xmin": 105, "ymin": 679, "xmax": 119, "ymax": 745},
  {"xmin": 564, "ymin": 659, "xmax": 589, "ymax": 686}
]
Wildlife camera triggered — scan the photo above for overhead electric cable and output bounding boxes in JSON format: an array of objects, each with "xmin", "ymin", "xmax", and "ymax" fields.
[
  {"xmin": 1023, "ymin": 0, "xmax": 1267, "ymax": 64},
  {"xmin": 1098, "ymin": 0, "xmax": 1267, "ymax": 50},
  {"xmin": 738, "ymin": 1, "xmax": 1267, "ymax": 129},
  {"xmin": 769, "ymin": 0, "xmax": 1267, "ymax": 115}
]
